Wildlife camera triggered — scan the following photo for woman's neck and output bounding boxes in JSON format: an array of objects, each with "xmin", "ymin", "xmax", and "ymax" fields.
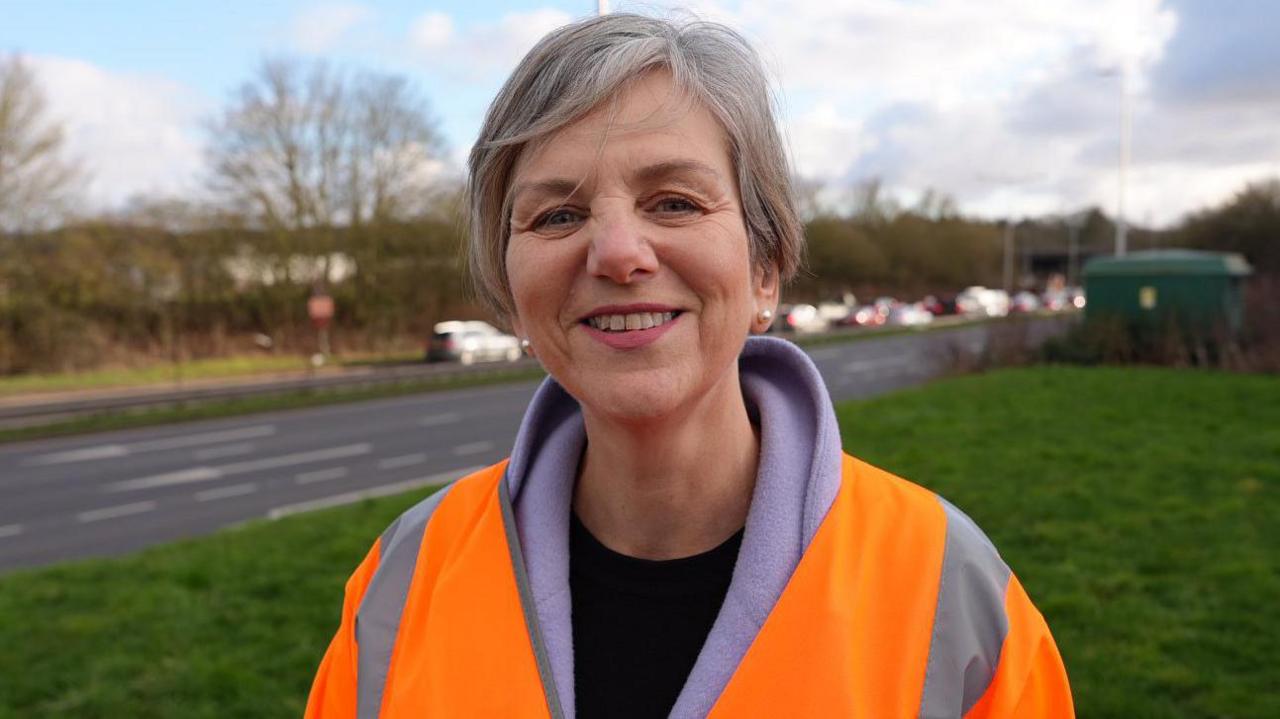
[{"xmin": 572, "ymin": 368, "xmax": 759, "ymax": 560}]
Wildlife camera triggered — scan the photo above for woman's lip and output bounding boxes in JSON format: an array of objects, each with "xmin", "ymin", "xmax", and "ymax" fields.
[{"xmin": 581, "ymin": 312, "xmax": 681, "ymax": 350}]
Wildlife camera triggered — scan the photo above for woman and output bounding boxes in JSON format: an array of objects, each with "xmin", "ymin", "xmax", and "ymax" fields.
[{"xmin": 306, "ymin": 14, "xmax": 1072, "ymax": 719}]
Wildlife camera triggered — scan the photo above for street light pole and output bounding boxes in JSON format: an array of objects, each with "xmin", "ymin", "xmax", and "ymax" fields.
[
  {"xmin": 1116, "ymin": 65, "xmax": 1131, "ymax": 257},
  {"xmin": 1002, "ymin": 221, "xmax": 1015, "ymax": 294}
]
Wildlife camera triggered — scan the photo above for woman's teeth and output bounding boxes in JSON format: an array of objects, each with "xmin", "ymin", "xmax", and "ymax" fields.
[{"xmin": 587, "ymin": 311, "xmax": 676, "ymax": 332}]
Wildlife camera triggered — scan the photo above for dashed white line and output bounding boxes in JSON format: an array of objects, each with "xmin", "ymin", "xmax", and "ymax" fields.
[
  {"xmin": 192, "ymin": 442, "xmax": 255, "ymax": 461},
  {"xmin": 842, "ymin": 358, "xmax": 896, "ymax": 374},
  {"xmin": 25, "ymin": 425, "xmax": 276, "ymax": 466},
  {"xmin": 267, "ymin": 466, "xmax": 482, "ymax": 520},
  {"xmin": 418, "ymin": 412, "xmax": 461, "ymax": 427},
  {"xmin": 378, "ymin": 453, "xmax": 427, "ymax": 470},
  {"xmin": 77, "ymin": 501, "xmax": 157, "ymax": 523},
  {"xmin": 108, "ymin": 443, "xmax": 372, "ymax": 492},
  {"xmin": 0, "ymin": 524, "xmax": 23, "ymax": 539},
  {"xmin": 452, "ymin": 441, "xmax": 494, "ymax": 457},
  {"xmin": 295, "ymin": 467, "xmax": 349, "ymax": 485},
  {"xmin": 195, "ymin": 483, "xmax": 258, "ymax": 502}
]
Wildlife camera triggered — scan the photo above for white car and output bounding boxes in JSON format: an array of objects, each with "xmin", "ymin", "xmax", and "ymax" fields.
[
  {"xmin": 426, "ymin": 321, "xmax": 522, "ymax": 365},
  {"xmin": 956, "ymin": 287, "xmax": 1010, "ymax": 318},
  {"xmin": 885, "ymin": 302, "xmax": 935, "ymax": 326}
]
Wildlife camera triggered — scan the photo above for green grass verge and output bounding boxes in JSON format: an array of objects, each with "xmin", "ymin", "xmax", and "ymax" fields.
[
  {"xmin": 0, "ymin": 352, "xmax": 425, "ymax": 398},
  {"xmin": 1, "ymin": 366, "xmax": 1274, "ymax": 717},
  {"xmin": 837, "ymin": 367, "xmax": 1279, "ymax": 718},
  {"xmin": 0, "ymin": 366, "xmax": 547, "ymax": 445}
]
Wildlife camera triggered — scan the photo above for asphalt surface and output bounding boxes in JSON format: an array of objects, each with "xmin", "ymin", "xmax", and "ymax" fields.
[{"xmin": 0, "ymin": 318, "xmax": 1070, "ymax": 573}]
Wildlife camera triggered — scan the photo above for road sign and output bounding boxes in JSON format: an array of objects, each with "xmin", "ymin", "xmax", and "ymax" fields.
[{"xmin": 308, "ymin": 294, "xmax": 334, "ymax": 329}]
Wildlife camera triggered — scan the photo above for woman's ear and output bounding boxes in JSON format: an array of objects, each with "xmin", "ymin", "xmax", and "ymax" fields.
[{"xmin": 752, "ymin": 261, "xmax": 781, "ymax": 332}]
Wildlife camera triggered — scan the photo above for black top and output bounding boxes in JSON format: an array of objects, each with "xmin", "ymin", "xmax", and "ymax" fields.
[{"xmin": 570, "ymin": 512, "xmax": 743, "ymax": 719}]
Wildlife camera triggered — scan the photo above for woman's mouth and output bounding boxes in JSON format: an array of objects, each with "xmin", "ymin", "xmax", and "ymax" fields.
[{"xmin": 583, "ymin": 311, "xmax": 681, "ymax": 332}]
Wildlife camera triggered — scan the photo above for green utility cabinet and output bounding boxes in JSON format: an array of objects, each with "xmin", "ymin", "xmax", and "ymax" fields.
[{"xmin": 1083, "ymin": 250, "xmax": 1253, "ymax": 334}]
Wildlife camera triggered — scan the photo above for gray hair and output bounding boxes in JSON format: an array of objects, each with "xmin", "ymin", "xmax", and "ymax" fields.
[{"xmin": 466, "ymin": 12, "xmax": 804, "ymax": 321}]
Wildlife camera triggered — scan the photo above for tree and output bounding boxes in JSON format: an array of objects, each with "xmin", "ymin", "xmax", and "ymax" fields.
[
  {"xmin": 206, "ymin": 58, "xmax": 445, "ymax": 231},
  {"xmin": 0, "ymin": 54, "xmax": 81, "ymax": 231},
  {"xmin": 1179, "ymin": 178, "xmax": 1280, "ymax": 275}
]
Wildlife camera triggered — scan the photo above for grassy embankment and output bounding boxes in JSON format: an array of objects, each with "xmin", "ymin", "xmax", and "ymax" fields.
[{"xmin": 0, "ymin": 366, "xmax": 1275, "ymax": 718}]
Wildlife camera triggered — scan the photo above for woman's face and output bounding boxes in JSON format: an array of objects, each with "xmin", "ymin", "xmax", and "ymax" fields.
[{"xmin": 505, "ymin": 71, "xmax": 778, "ymax": 424}]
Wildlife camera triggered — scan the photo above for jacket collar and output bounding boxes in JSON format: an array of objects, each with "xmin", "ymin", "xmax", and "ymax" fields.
[{"xmin": 504, "ymin": 335, "xmax": 843, "ymax": 718}]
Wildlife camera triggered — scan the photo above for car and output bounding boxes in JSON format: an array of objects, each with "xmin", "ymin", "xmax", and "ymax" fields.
[
  {"xmin": 426, "ymin": 320, "xmax": 522, "ymax": 364},
  {"xmin": 956, "ymin": 286, "xmax": 1010, "ymax": 317},
  {"xmin": 783, "ymin": 303, "xmax": 829, "ymax": 333},
  {"xmin": 1010, "ymin": 291, "xmax": 1041, "ymax": 314},
  {"xmin": 885, "ymin": 302, "xmax": 935, "ymax": 326}
]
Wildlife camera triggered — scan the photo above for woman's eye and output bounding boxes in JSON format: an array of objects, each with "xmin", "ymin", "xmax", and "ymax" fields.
[
  {"xmin": 652, "ymin": 197, "xmax": 698, "ymax": 215},
  {"xmin": 537, "ymin": 208, "xmax": 581, "ymax": 229}
]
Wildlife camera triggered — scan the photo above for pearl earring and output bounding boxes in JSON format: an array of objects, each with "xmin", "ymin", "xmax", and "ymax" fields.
[
  {"xmin": 758, "ymin": 308, "xmax": 774, "ymax": 323},
  {"xmin": 520, "ymin": 338, "xmax": 531, "ymax": 350}
]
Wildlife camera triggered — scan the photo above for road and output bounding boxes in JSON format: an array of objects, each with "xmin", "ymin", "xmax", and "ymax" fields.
[{"xmin": 0, "ymin": 318, "xmax": 1070, "ymax": 573}]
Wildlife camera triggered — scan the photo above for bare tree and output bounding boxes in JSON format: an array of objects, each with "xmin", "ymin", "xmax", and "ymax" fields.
[
  {"xmin": 206, "ymin": 58, "xmax": 444, "ymax": 230},
  {"xmin": 0, "ymin": 54, "xmax": 81, "ymax": 231}
]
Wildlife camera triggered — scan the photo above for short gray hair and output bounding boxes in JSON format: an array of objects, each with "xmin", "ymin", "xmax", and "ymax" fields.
[{"xmin": 466, "ymin": 13, "xmax": 803, "ymax": 321}]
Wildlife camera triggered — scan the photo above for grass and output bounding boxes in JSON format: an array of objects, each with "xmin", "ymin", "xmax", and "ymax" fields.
[
  {"xmin": 837, "ymin": 367, "xmax": 1279, "ymax": 718},
  {"xmin": 0, "ymin": 352, "xmax": 424, "ymax": 398},
  {"xmin": 0, "ymin": 366, "xmax": 547, "ymax": 445},
  {"xmin": 1, "ymin": 366, "xmax": 1275, "ymax": 717}
]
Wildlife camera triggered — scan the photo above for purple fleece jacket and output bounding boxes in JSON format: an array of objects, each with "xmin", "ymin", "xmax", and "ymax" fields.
[{"xmin": 504, "ymin": 336, "xmax": 844, "ymax": 718}]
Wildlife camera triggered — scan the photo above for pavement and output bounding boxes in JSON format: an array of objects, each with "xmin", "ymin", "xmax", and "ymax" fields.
[{"xmin": 0, "ymin": 316, "xmax": 1073, "ymax": 573}]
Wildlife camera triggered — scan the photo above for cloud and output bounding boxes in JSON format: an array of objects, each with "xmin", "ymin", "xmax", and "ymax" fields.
[
  {"xmin": 29, "ymin": 56, "xmax": 209, "ymax": 211},
  {"xmin": 407, "ymin": 8, "xmax": 575, "ymax": 82},
  {"xmin": 290, "ymin": 3, "xmax": 373, "ymax": 54}
]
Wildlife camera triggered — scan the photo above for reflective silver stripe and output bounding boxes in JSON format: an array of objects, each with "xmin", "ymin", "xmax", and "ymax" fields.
[
  {"xmin": 355, "ymin": 483, "xmax": 455, "ymax": 719},
  {"xmin": 918, "ymin": 496, "xmax": 1013, "ymax": 719},
  {"xmin": 499, "ymin": 477, "xmax": 566, "ymax": 719}
]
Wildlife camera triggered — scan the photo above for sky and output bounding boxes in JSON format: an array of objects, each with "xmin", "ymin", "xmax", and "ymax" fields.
[{"xmin": 3, "ymin": 0, "xmax": 1278, "ymax": 227}]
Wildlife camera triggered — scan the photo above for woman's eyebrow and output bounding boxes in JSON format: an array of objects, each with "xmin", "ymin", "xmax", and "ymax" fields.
[
  {"xmin": 511, "ymin": 178, "xmax": 582, "ymax": 209},
  {"xmin": 632, "ymin": 159, "xmax": 723, "ymax": 189}
]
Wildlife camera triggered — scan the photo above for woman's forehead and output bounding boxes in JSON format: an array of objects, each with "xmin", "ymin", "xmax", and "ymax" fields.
[{"xmin": 512, "ymin": 73, "xmax": 733, "ymax": 188}]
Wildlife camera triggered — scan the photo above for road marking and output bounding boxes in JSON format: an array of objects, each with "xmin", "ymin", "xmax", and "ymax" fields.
[
  {"xmin": 0, "ymin": 524, "xmax": 22, "ymax": 539},
  {"xmin": 807, "ymin": 347, "xmax": 843, "ymax": 360},
  {"xmin": 108, "ymin": 443, "xmax": 372, "ymax": 492},
  {"xmin": 452, "ymin": 441, "xmax": 494, "ymax": 456},
  {"xmin": 418, "ymin": 412, "xmax": 461, "ymax": 427},
  {"xmin": 267, "ymin": 466, "xmax": 482, "ymax": 520},
  {"xmin": 192, "ymin": 442, "xmax": 255, "ymax": 461},
  {"xmin": 378, "ymin": 453, "xmax": 427, "ymax": 470},
  {"xmin": 295, "ymin": 467, "xmax": 348, "ymax": 485},
  {"xmin": 842, "ymin": 358, "xmax": 896, "ymax": 374},
  {"xmin": 195, "ymin": 483, "xmax": 258, "ymax": 502},
  {"xmin": 77, "ymin": 501, "xmax": 157, "ymax": 523},
  {"xmin": 25, "ymin": 425, "xmax": 277, "ymax": 466}
]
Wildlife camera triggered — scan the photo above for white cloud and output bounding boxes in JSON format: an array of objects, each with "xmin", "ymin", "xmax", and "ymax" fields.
[
  {"xmin": 410, "ymin": 12, "xmax": 454, "ymax": 52},
  {"xmin": 290, "ymin": 3, "xmax": 373, "ymax": 54},
  {"xmin": 30, "ymin": 56, "xmax": 209, "ymax": 212},
  {"xmin": 407, "ymin": 8, "xmax": 575, "ymax": 81}
]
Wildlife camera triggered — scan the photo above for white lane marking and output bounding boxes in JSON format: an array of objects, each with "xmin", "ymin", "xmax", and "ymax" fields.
[
  {"xmin": 195, "ymin": 483, "xmax": 258, "ymax": 502},
  {"xmin": 267, "ymin": 466, "xmax": 482, "ymax": 520},
  {"xmin": 192, "ymin": 442, "xmax": 255, "ymax": 461},
  {"xmin": 108, "ymin": 443, "xmax": 372, "ymax": 492},
  {"xmin": 378, "ymin": 453, "xmax": 427, "ymax": 470},
  {"xmin": 842, "ymin": 358, "xmax": 896, "ymax": 374},
  {"xmin": 25, "ymin": 425, "xmax": 277, "ymax": 466},
  {"xmin": 807, "ymin": 347, "xmax": 843, "ymax": 360},
  {"xmin": 418, "ymin": 412, "xmax": 461, "ymax": 427},
  {"xmin": 77, "ymin": 501, "xmax": 157, "ymax": 523},
  {"xmin": 0, "ymin": 524, "xmax": 23, "ymax": 539},
  {"xmin": 295, "ymin": 467, "xmax": 348, "ymax": 485},
  {"xmin": 452, "ymin": 441, "xmax": 494, "ymax": 457}
]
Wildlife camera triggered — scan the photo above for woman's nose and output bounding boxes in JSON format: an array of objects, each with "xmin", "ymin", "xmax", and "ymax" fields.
[{"xmin": 586, "ymin": 207, "xmax": 658, "ymax": 284}]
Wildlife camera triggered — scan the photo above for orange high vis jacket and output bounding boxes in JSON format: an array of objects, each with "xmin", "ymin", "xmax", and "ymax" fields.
[{"xmin": 304, "ymin": 455, "xmax": 1074, "ymax": 719}]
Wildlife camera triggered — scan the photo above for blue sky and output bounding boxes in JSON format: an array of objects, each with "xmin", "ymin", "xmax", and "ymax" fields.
[{"xmin": 4, "ymin": 0, "xmax": 1278, "ymax": 225}]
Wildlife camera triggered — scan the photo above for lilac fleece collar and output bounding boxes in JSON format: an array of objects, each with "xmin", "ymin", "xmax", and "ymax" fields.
[{"xmin": 504, "ymin": 336, "xmax": 844, "ymax": 718}]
